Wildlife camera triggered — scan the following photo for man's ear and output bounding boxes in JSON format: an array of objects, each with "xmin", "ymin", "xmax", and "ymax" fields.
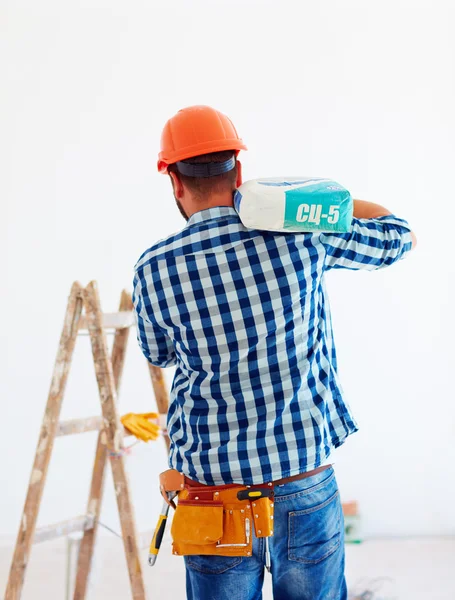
[
  {"xmin": 169, "ymin": 171, "xmax": 184, "ymax": 199},
  {"xmin": 235, "ymin": 161, "xmax": 243, "ymax": 188}
]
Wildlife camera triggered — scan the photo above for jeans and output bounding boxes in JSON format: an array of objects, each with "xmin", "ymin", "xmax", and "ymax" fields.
[{"xmin": 184, "ymin": 466, "xmax": 347, "ymax": 600}]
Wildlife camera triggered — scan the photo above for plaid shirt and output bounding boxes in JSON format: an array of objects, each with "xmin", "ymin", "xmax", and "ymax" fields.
[{"xmin": 133, "ymin": 206, "xmax": 412, "ymax": 485}]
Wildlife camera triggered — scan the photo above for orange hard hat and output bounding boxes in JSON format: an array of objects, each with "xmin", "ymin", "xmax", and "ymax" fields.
[{"xmin": 157, "ymin": 105, "xmax": 247, "ymax": 174}]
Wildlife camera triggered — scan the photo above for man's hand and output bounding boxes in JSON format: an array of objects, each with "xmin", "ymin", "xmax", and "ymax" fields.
[
  {"xmin": 353, "ymin": 200, "xmax": 417, "ymax": 249},
  {"xmin": 353, "ymin": 199, "xmax": 391, "ymax": 219}
]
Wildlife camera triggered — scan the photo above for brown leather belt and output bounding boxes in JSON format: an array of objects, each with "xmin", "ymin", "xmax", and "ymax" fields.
[
  {"xmin": 184, "ymin": 464, "xmax": 332, "ymax": 489},
  {"xmin": 270, "ymin": 464, "xmax": 332, "ymax": 486}
]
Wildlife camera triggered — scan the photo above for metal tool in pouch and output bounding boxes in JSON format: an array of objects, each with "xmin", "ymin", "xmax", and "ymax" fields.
[{"xmin": 234, "ymin": 177, "xmax": 353, "ymax": 233}]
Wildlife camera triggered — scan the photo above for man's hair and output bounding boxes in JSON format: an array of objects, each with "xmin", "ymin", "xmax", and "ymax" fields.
[{"xmin": 168, "ymin": 151, "xmax": 237, "ymax": 199}]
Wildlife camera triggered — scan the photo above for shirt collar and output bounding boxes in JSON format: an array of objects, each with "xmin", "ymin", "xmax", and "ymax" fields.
[{"xmin": 186, "ymin": 206, "xmax": 239, "ymax": 227}]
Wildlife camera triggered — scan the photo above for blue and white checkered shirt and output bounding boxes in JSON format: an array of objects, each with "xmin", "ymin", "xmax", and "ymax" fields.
[{"xmin": 133, "ymin": 206, "xmax": 412, "ymax": 485}]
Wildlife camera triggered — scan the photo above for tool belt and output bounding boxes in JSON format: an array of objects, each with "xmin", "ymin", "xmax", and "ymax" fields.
[
  {"xmin": 159, "ymin": 469, "xmax": 274, "ymax": 557},
  {"xmin": 158, "ymin": 466, "xmax": 331, "ymax": 557}
]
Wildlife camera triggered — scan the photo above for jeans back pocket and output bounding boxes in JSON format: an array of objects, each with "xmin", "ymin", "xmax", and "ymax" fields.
[
  {"xmin": 185, "ymin": 554, "xmax": 243, "ymax": 574},
  {"xmin": 288, "ymin": 488, "xmax": 342, "ymax": 564}
]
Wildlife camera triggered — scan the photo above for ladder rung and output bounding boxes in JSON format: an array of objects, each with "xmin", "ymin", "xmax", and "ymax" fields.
[
  {"xmin": 57, "ymin": 416, "xmax": 104, "ymax": 436},
  {"xmin": 57, "ymin": 416, "xmax": 133, "ymax": 437},
  {"xmin": 78, "ymin": 311, "xmax": 135, "ymax": 331},
  {"xmin": 34, "ymin": 515, "xmax": 95, "ymax": 544}
]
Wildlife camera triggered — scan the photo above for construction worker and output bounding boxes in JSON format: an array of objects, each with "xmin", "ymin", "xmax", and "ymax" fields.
[{"xmin": 133, "ymin": 105, "xmax": 416, "ymax": 600}]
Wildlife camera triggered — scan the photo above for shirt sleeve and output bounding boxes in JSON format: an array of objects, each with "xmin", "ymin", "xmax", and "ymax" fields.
[
  {"xmin": 320, "ymin": 215, "xmax": 413, "ymax": 271},
  {"xmin": 132, "ymin": 272, "xmax": 177, "ymax": 368}
]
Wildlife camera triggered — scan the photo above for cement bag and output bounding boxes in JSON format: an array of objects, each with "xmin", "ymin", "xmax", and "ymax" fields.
[{"xmin": 234, "ymin": 177, "xmax": 353, "ymax": 233}]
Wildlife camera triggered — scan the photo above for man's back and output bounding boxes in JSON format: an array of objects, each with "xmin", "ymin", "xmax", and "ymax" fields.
[{"xmin": 133, "ymin": 205, "xmax": 412, "ymax": 485}]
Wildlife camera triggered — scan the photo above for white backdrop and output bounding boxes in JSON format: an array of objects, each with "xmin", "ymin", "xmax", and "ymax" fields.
[{"xmin": 2, "ymin": 0, "xmax": 454, "ymax": 540}]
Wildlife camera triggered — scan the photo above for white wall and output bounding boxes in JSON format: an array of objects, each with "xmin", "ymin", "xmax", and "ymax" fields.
[{"xmin": 2, "ymin": 0, "xmax": 454, "ymax": 540}]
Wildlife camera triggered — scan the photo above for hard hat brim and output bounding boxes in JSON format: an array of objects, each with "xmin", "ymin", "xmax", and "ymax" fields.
[{"xmin": 158, "ymin": 141, "xmax": 247, "ymax": 174}]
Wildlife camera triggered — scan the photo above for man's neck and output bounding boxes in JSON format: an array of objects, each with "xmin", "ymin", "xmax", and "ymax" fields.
[{"xmin": 186, "ymin": 195, "xmax": 234, "ymax": 219}]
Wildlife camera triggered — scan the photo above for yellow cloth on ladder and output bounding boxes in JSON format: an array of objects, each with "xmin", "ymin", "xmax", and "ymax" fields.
[{"xmin": 120, "ymin": 412, "xmax": 160, "ymax": 442}]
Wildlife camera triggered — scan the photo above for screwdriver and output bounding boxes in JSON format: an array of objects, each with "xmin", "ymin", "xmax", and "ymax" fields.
[{"xmin": 236, "ymin": 487, "xmax": 273, "ymax": 501}]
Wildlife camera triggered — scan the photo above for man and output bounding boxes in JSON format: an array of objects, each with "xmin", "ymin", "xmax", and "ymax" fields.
[{"xmin": 133, "ymin": 105, "xmax": 416, "ymax": 600}]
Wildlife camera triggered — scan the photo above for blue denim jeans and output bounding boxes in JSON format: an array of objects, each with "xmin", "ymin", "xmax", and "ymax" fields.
[{"xmin": 184, "ymin": 466, "xmax": 347, "ymax": 600}]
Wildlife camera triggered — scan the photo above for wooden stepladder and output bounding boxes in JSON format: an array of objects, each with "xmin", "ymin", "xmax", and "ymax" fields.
[{"xmin": 5, "ymin": 281, "xmax": 170, "ymax": 600}]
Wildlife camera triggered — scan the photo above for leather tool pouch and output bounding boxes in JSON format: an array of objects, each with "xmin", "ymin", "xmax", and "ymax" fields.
[
  {"xmin": 171, "ymin": 487, "xmax": 256, "ymax": 557},
  {"xmin": 250, "ymin": 496, "xmax": 274, "ymax": 538}
]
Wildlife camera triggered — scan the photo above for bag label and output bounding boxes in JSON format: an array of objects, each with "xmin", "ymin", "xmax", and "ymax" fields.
[{"xmin": 283, "ymin": 183, "xmax": 352, "ymax": 232}]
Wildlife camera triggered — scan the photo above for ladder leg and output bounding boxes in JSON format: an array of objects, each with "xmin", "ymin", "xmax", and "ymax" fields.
[
  {"xmin": 109, "ymin": 459, "xmax": 147, "ymax": 599},
  {"xmin": 148, "ymin": 365, "xmax": 171, "ymax": 452},
  {"xmin": 72, "ymin": 432, "xmax": 107, "ymax": 600},
  {"xmin": 5, "ymin": 283, "xmax": 84, "ymax": 600},
  {"xmin": 83, "ymin": 282, "xmax": 147, "ymax": 600},
  {"xmin": 73, "ymin": 289, "xmax": 133, "ymax": 599}
]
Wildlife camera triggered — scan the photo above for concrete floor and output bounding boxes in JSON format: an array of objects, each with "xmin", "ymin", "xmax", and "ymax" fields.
[{"xmin": 1, "ymin": 535, "xmax": 454, "ymax": 599}]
